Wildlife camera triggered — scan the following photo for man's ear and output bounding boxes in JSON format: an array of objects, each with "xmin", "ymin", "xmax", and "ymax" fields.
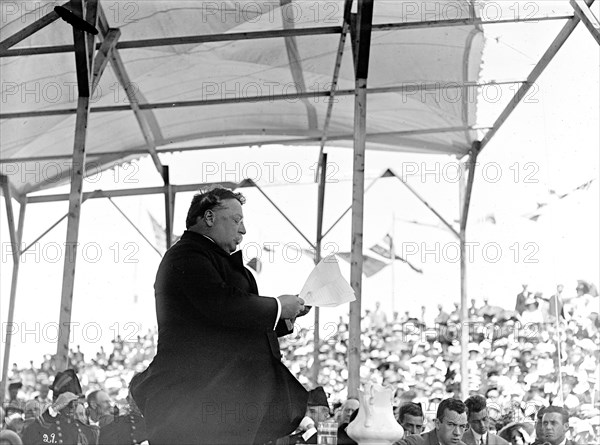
[{"xmin": 203, "ymin": 210, "xmax": 214, "ymax": 226}]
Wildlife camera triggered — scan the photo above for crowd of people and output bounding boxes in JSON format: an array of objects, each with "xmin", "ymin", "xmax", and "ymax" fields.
[{"xmin": 2, "ymin": 280, "xmax": 598, "ymax": 444}]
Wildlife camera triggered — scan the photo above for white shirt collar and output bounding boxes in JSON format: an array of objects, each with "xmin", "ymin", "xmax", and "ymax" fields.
[
  {"xmin": 472, "ymin": 430, "xmax": 487, "ymax": 444},
  {"xmin": 201, "ymin": 234, "xmax": 216, "ymax": 244}
]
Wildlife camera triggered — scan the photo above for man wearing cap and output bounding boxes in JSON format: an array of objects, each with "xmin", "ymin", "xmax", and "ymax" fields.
[
  {"xmin": 284, "ymin": 387, "xmax": 332, "ymax": 444},
  {"xmin": 462, "ymin": 395, "xmax": 508, "ymax": 445},
  {"xmin": 21, "ymin": 369, "xmax": 98, "ymax": 445},
  {"xmin": 396, "ymin": 398, "xmax": 468, "ymax": 445},
  {"xmin": 539, "ymin": 406, "xmax": 577, "ymax": 445},
  {"xmin": 131, "ymin": 187, "xmax": 309, "ymax": 445},
  {"xmin": 6, "ymin": 381, "xmax": 25, "ymax": 415}
]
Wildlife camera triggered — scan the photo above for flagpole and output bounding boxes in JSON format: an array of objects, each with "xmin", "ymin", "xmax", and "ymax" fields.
[
  {"xmin": 554, "ymin": 292, "xmax": 564, "ymax": 404},
  {"xmin": 390, "ymin": 214, "xmax": 396, "ymax": 315}
]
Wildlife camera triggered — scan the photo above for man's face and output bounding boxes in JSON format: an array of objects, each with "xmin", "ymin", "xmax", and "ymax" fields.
[
  {"xmin": 435, "ymin": 409, "xmax": 468, "ymax": 445},
  {"xmin": 468, "ymin": 408, "xmax": 489, "ymax": 435},
  {"xmin": 535, "ymin": 414, "xmax": 544, "ymax": 437},
  {"xmin": 510, "ymin": 429, "xmax": 525, "ymax": 445},
  {"xmin": 307, "ymin": 405, "xmax": 330, "ymax": 424},
  {"xmin": 39, "ymin": 385, "xmax": 49, "ymax": 399},
  {"xmin": 92, "ymin": 391, "xmax": 112, "ymax": 419},
  {"xmin": 401, "ymin": 414, "xmax": 424, "ymax": 436},
  {"xmin": 74, "ymin": 402, "xmax": 88, "ymax": 424},
  {"xmin": 542, "ymin": 412, "xmax": 568, "ymax": 445},
  {"xmin": 340, "ymin": 399, "xmax": 359, "ymax": 424},
  {"xmin": 209, "ymin": 199, "xmax": 245, "ymax": 253}
]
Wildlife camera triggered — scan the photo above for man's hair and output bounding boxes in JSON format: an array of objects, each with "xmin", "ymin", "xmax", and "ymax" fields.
[
  {"xmin": 185, "ymin": 187, "xmax": 245, "ymax": 229},
  {"xmin": 464, "ymin": 394, "xmax": 487, "ymax": 416},
  {"xmin": 436, "ymin": 398, "xmax": 466, "ymax": 421},
  {"xmin": 398, "ymin": 402, "xmax": 424, "ymax": 422},
  {"xmin": 86, "ymin": 390, "xmax": 100, "ymax": 406},
  {"xmin": 536, "ymin": 406, "xmax": 547, "ymax": 420},
  {"xmin": 543, "ymin": 406, "xmax": 569, "ymax": 424}
]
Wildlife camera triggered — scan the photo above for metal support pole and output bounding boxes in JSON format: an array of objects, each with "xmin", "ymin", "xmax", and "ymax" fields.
[
  {"xmin": 348, "ymin": 0, "xmax": 373, "ymax": 400},
  {"xmin": 56, "ymin": 0, "xmax": 93, "ymax": 370},
  {"xmin": 0, "ymin": 184, "xmax": 26, "ymax": 401},
  {"xmin": 312, "ymin": 152, "xmax": 328, "ymax": 385},
  {"xmin": 163, "ymin": 165, "xmax": 174, "ymax": 249},
  {"xmin": 554, "ymin": 293, "xmax": 565, "ymax": 404},
  {"xmin": 348, "ymin": 78, "xmax": 368, "ymax": 399},
  {"xmin": 56, "ymin": 97, "xmax": 91, "ymax": 371},
  {"xmin": 459, "ymin": 142, "xmax": 480, "ymax": 400}
]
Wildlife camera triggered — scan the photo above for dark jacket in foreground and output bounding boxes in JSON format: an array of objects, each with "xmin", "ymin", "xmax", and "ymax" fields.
[
  {"xmin": 131, "ymin": 231, "xmax": 308, "ymax": 444},
  {"xmin": 397, "ymin": 429, "xmax": 467, "ymax": 445}
]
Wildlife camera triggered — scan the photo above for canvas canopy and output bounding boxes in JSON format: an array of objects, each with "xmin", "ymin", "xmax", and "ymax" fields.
[{"xmin": 1, "ymin": 0, "xmax": 485, "ymax": 196}]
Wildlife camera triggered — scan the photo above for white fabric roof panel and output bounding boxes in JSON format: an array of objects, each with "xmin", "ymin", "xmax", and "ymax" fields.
[{"xmin": 1, "ymin": 0, "xmax": 485, "ymax": 196}]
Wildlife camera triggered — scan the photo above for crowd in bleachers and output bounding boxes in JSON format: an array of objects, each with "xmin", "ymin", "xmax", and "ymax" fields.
[{"xmin": 2, "ymin": 281, "xmax": 599, "ymax": 444}]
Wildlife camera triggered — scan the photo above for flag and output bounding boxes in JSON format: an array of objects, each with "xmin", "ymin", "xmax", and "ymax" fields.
[
  {"xmin": 524, "ymin": 179, "xmax": 596, "ymax": 221},
  {"xmin": 369, "ymin": 234, "xmax": 423, "ymax": 274},
  {"xmin": 246, "ymin": 257, "xmax": 262, "ymax": 273},
  {"xmin": 335, "ymin": 252, "xmax": 388, "ymax": 277},
  {"xmin": 336, "ymin": 233, "xmax": 423, "ymax": 277},
  {"xmin": 148, "ymin": 212, "xmax": 180, "ymax": 253},
  {"xmin": 148, "ymin": 212, "xmax": 167, "ymax": 254}
]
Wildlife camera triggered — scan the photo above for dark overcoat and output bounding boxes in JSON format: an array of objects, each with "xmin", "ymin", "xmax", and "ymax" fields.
[{"xmin": 131, "ymin": 231, "xmax": 308, "ymax": 445}]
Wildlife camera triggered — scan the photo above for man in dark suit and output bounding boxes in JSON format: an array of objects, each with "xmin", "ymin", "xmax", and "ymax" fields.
[
  {"xmin": 98, "ymin": 392, "xmax": 147, "ymax": 445},
  {"xmin": 286, "ymin": 386, "xmax": 332, "ymax": 444},
  {"xmin": 462, "ymin": 395, "xmax": 508, "ymax": 445},
  {"xmin": 131, "ymin": 187, "xmax": 310, "ymax": 445},
  {"xmin": 541, "ymin": 406, "xmax": 577, "ymax": 445},
  {"xmin": 396, "ymin": 398, "xmax": 468, "ymax": 445},
  {"xmin": 515, "ymin": 284, "xmax": 531, "ymax": 315}
]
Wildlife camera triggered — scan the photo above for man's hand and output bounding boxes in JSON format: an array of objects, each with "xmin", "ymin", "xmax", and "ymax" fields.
[
  {"xmin": 277, "ymin": 294, "xmax": 305, "ymax": 319},
  {"xmin": 52, "ymin": 392, "xmax": 79, "ymax": 412}
]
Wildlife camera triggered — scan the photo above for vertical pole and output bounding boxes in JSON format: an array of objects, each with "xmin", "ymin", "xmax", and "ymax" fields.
[
  {"xmin": 163, "ymin": 165, "xmax": 173, "ymax": 249},
  {"xmin": 56, "ymin": 97, "xmax": 91, "ymax": 371},
  {"xmin": 348, "ymin": 0, "xmax": 373, "ymax": 400},
  {"xmin": 348, "ymin": 78, "xmax": 367, "ymax": 399},
  {"xmin": 459, "ymin": 228, "xmax": 469, "ymax": 401},
  {"xmin": 459, "ymin": 143, "xmax": 480, "ymax": 401},
  {"xmin": 312, "ymin": 152, "xmax": 328, "ymax": 385},
  {"xmin": 390, "ymin": 215, "xmax": 396, "ymax": 314},
  {"xmin": 56, "ymin": 0, "xmax": 93, "ymax": 370},
  {"xmin": 458, "ymin": 161, "xmax": 468, "ymax": 401},
  {"xmin": 554, "ymin": 293, "xmax": 564, "ymax": 404},
  {"xmin": 0, "ymin": 184, "xmax": 25, "ymax": 401}
]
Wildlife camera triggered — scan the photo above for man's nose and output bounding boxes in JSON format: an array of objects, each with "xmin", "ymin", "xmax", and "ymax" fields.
[{"xmin": 239, "ymin": 222, "xmax": 246, "ymax": 234}]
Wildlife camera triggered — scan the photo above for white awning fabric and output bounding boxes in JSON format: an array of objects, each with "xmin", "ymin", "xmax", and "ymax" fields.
[{"xmin": 1, "ymin": 0, "xmax": 485, "ymax": 196}]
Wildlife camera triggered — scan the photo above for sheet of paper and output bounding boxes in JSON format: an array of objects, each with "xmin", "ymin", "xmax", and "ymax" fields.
[{"xmin": 299, "ymin": 255, "xmax": 355, "ymax": 307}]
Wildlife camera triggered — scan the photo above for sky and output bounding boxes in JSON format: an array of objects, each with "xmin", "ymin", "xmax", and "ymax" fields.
[{"xmin": 1, "ymin": 2, "xmax": 599, "ymax": 368}]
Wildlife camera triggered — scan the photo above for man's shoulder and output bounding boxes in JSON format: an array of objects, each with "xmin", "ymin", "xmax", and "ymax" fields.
[
  {"xmin": 400, "ymin": 430, "xmax": 438, "ymax": 445},
  {"xmin": 461, "ymin": 429, "xmax": 475, "ymax": 444},
  {"xmin": 488, "ymin": 433, "xmax": 510, "ymax": 445}
]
